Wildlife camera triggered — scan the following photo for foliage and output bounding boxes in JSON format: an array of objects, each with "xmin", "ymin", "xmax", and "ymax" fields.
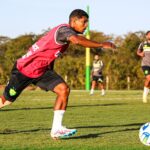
[{"xmin": 0, "ymin": 30, "xmax": 146, "ymax": 89}]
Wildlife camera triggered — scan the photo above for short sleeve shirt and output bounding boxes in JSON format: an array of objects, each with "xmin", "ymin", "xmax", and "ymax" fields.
[
  {"xmin": 92, "ymin": 60, "xmax": 104, "ymax": 76},
  {"xmin": 138, "ymin": 41, "xmax": 150, "ymax": 66},
  {"xmin": 56, "ymin": 26, "xmax": 77, "ymax": 44}
]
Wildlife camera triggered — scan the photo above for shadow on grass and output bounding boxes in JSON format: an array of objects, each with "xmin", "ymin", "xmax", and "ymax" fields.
[
  {"xmin": 0, "ymin": 128, "xmax": 50, "ymax": 134},
  {"xmin": 69, "ymin": 127, "xmax": 139, "ymax": 139},
  {"xmin": 67, "ymin": 123, "xmax": 144, "ymax": 139},
  {"xmin": 75, "ymin": 123, "xmax": 144, "ymax": 129},
  {"xmin": 0, "ymin": 123, "xmax": 143, "ymax": 137},
  {"xmin": 69, "ymin": 103, "xmax": 126, "ymax": 108},
  {"xmin": 0, "ymin": 106, "xmax": 53, "ymax": 111},
  {"xmin": 0, "ymin": 103, "xmax": 126, "ymax": 112}
]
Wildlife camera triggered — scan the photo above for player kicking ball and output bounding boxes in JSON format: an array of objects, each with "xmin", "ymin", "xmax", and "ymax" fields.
[{"xmin": 0, "ymin": 9, "xmax": 116, "ymax": 139}]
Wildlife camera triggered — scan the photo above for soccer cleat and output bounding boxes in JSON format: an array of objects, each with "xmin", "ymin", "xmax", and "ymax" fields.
[{"xmin": 50, "ymin": 126, "xmax": 77, "ymax": 140}]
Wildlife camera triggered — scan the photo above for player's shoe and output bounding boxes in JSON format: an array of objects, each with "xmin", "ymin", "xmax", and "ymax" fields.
[{"xmin": 50, "ymin": 126, "xmax": 77, "ymax": 140}]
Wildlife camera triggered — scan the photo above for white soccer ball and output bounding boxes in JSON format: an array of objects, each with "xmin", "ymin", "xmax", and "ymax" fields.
[{"xmin": 139, "ymin": 122, "xmax": 150, "ymax": 146}]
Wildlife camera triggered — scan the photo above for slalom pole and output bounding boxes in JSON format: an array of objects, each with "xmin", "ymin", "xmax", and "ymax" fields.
[{"xmin": 85, "ymin": 5, "xmax": 90, "ymax": 90}]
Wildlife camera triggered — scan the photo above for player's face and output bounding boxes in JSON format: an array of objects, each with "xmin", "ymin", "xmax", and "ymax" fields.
[
  {"xmin": 94, "ymin": 55, "xmax": 99, "ymax": 60},
  {"xmin": 146, "ymin": 32, "xmax": 150, "ymax": 41},
  {"xmin": 72, "ymin": 16, "xmax": 88, "ymax": 33}
]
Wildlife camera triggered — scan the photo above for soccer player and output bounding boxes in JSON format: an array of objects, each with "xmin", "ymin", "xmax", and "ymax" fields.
[
  {"xmin": 90, "ymin": 54, "xmax": 105, "ymax": 95},
  {"xmin": 0, "ymin": 9, "xmax": 116, "ymax": 139},
  {"xmin": 137, "ymin": 31, "xmax": 150, "ymax": 103}
]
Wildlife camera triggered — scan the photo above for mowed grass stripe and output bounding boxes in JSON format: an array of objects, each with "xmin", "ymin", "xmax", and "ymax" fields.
[{"xmin": 0, "ymin": 90, "xmax": 150, "ymax": 150}]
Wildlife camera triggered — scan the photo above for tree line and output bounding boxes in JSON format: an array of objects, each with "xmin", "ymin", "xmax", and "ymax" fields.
[{"xmin": 0, "ymin": 30, "xmax": 146, "ymax": 89}]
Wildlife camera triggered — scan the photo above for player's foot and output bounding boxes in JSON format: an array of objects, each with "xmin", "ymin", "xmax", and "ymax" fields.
[
  {"xmin": 101, "ymin": 90, "xmax": 105, "ymax": 96},
  {"xmin": 90, "ymin": 89, "xmax": 94, "ymax": 95},
  {"xmin": 50, "ymin": 126, "xmax": 77, "ymax": 140},
  {"xmin": 101, "ymin": 93, "xmax": 105, "ymax": 96}
]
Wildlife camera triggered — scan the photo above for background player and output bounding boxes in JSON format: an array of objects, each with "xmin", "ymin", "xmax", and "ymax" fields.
[
  {"xmin": 90, "ymin": 54, "xmax": 105, "ymax": 95},
  {"xmin": 0, "ymin": 9, "xmax": 116, "ymax": 139},
  {"xmin": 137, "ymin": 31, "xmax": 150, "ymax": 103}
]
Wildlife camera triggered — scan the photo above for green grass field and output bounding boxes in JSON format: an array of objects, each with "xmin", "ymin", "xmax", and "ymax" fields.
[{"xmin": 0, "ymin": 89, "xmax": 150, "ymax": 150}]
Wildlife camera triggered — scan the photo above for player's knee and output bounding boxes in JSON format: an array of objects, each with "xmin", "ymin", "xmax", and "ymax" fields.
[
  {"xmin": 58, "ymin": 85, "xmax": 70, "ymax": 97},
  {"xmin": 54, "ymin": 83, "xmax": 70, "ymax": 97},
  {"xmin": 60, "ymin": 85, "xmax": 70, "ymax": 96}
]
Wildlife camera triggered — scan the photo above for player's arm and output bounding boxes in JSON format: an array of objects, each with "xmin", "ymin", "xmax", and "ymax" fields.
[
  {"xmin": 100, "ymin": 61, "xmax": 104, "ymax": 71},
  {"xmin": 137, "ymin": 43, "xmax": 144, "ymax": 57},
  {"xmin": 68, "ymin": 35, "xmax": 116, "ymax": 49},
  {"xmin": 137, "ymin": 50, "xmax": 144, "ymax": 57}
]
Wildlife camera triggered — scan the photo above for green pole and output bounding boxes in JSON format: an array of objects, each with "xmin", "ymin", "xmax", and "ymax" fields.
[{"xmin": 85, "ymin": 5, "xmax": 90, "ymax": 90}]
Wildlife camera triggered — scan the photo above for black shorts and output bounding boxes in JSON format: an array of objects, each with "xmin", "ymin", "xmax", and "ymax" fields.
[
  {"xmin": 3, "ymin": 63, "xmax": 65, "ymax": 102},
  {"xmin": 142, "ymin": 66, "xmax": 150, "ymax": 76},
  {"xmin": 92, "ymin": 75, "xmax": 104, "ymax": 83}
]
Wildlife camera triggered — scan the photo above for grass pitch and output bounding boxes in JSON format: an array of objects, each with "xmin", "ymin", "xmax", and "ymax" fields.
[{"xmin": 0, "ymin": 89, "xmax": 150, "ymax": 150}]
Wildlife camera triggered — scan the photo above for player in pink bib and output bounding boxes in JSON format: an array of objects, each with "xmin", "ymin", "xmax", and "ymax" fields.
[
  {"xmin": 17, "ymin": 23, "xmax": 70, "ymax": 78},
  {"xmin": 0, "ymin": 9, "xmax": 116, "ymax": 139}
]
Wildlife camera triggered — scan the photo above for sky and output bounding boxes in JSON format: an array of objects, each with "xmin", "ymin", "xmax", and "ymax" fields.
[{"xmin": 0, "ymin": 0, "xmax": 150, "ymax": 38}]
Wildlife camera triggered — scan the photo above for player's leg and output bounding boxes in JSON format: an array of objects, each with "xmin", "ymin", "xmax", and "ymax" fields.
[
  {"xmin": 0, "ymin": 63, "xmax": 33, "ymax": 108},
  {"xmin": 142, "ymin": 66, "xmax": 150, "ymax": 103},
  {"xmin": 52, "ymin": 83, "xmax": 70, "ymax": 133},
  {"xmin": 51, "ymin": 83, "xmax": 76, "ymax": 139},
  {"xmin": 98, "ymin": 75, "xmax": 105, "ymax": 96},
  {"xmin": 35, "ymin": 70, "xmax": 77, "ymax": 139},
  {"xmin": 53, "ymin": 83, "xmax": 70, "ymax": 110},
  {"xmin": 98, "ymin": 82, "xmax": 105, "ymax": 96},
  {"xmin": 90, "ymin": 76, "xmax": 97, "ymax": 95},
  {"xmin": 143, "ymin": 75, "xmax": 150, "ymax": 103}
]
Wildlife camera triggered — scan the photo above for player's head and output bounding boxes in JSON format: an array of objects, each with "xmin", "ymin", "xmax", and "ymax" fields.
[
  {"xmin": 69, "ymin": 9, "xmax": 89, "ymax": 33},
  {"xmin": 146, "ymin": 31, "xmax": 150, "ymax": 41},
  {"xmin": 94, "ymin": 54, "xmax": 100, "ymax": 61}
]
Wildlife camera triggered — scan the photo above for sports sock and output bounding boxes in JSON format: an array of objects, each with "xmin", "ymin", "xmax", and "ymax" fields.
[
  {"xmin": 90, "ymin": 89, "xmax": 94, "ymax": 94},
  {"xmin": 51, "ymin": 110, "xmax": 65, "ymax": 132},
  {"xmin": 101, "ymin": 89, "xmax": 105, "ymax": 95},
  {"xmin": 143, "ymin": 87, "xmax": 149, "ymax": 96},
  {"xmin": 143, "ymin": 87, "xmax": 149, "ymax": 103}
]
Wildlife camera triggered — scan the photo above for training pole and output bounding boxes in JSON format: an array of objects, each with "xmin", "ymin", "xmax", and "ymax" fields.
[{"xmin": 85, "ymin": 5, "xmax": 90, "ymax": 90}]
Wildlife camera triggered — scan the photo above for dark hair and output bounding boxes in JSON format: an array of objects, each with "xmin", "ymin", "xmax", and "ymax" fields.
[
  {"xmin": 146, "ymin": 31, "xmax": 150, "ymax": 35},
  {"xmin": 94, "ymin": 53, "xmax": 99, "ymax": 56},
  {"xmin": 69, "ymin": 9, "xmax": 89, "ymax": 21}
]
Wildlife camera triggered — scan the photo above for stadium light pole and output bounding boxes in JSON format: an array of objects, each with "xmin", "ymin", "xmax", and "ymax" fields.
[{"xmin": 85, "ymin": 5, "xmax": 90, "ymax": 90}]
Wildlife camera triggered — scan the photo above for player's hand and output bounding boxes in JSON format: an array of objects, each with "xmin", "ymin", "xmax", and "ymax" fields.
[
  {"xmin": 138, "ymin": 51, "xmax": 145, "ymax": 57},
  {"xmin": 102, "ymin": 42, "xmax": 116, "ymax": 49}
]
